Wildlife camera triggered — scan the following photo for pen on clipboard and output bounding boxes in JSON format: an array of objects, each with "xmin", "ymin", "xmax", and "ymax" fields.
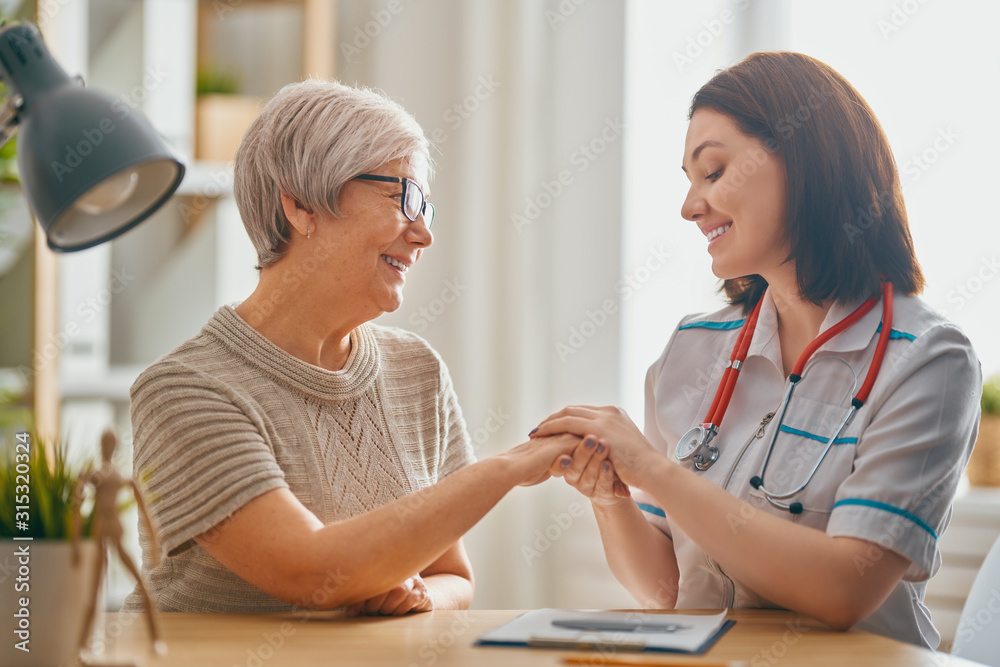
[
  {"xmin": 562, "ymin": 657, "xmax": 748, "ymax": 667},
  {"xmin": 551, "ymin": 619, "xmax": 690, "ymax": 633}
]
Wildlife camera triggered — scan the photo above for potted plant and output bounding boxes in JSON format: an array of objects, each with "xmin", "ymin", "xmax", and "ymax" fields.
[
  {"xmin": 968, "ymin": 377, "xmax": 1000, "ymax": 486},
  {"xmin": 195, "ymin": 63, "xmax": 262, "ymax": 162},
  {"xmin": 1, "ymin": 431, "xmax": 99, "ymax": 666}
]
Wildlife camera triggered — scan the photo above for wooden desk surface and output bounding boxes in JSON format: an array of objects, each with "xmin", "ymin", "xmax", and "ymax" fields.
[{"xmin": 95, "ymin": 609, "xmax": 986, "ymax": 667}]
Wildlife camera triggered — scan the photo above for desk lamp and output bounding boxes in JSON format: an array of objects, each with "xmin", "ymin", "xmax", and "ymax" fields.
[{"xmin": 0, "ymin": 21, "xmax": 184, "ymax": 252}]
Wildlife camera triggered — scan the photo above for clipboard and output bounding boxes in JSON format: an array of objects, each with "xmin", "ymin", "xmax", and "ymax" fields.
[{"xmin": 474, "ymin": 609, "xmax": 734, "ymax": 654}]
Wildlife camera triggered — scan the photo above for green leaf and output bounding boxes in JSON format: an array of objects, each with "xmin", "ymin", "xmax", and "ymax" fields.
[
  {"xmin": 982, "ymin": 377, "xmax": 1000, "ymax": 415},
  {"xmin": 1, "ymin": 431, "xmax": 94, "ymax": 539}
]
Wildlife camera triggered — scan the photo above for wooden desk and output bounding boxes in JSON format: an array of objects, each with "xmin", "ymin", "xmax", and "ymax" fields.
[{"xmin": 94, "ymin": 609, "xmax": 986, "ymax": 667}]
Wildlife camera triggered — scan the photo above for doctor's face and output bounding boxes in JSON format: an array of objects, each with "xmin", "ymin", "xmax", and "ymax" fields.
[{"xmin": 681, "ymin": 109, "xmax": 789, "ymax": 283}]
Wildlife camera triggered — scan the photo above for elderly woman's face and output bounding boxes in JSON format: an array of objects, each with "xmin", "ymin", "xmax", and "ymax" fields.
[{"xmin": 318, "ymin": 155, "xmax": 433, "ymax": 317}]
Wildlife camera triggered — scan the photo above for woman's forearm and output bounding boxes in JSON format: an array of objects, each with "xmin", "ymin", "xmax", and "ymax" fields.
[
  {"xmin": 632, "ymin": 454, "xmax": 908, "ymax": 629},
  {"xmin": 592, "ymin": 500, "xmax": 679, "ymax": 609},
  {"xmin": 201, "ymin": 436, "xmax": 578, "ymax": 610},
  {"xmin": 296, "ymin": 456, "xmax": 521, "ymax": 606},
  {"xmin": 423, "ymin": 573, "xmax": 473, "ymax": 610}
]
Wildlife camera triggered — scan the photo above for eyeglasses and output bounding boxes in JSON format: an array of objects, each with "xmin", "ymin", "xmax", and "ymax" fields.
[{"xmin": 353, "ymin": 174, "xmax": 435, "ymax": 228}]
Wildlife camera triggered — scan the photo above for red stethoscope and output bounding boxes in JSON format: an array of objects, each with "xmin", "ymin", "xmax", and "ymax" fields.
[{"xmin": 675, "ymin": 282, "xmax": 894, "ymax": 513}]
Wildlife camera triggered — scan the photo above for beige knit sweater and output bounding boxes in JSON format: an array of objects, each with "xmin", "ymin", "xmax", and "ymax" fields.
[{"xmin": 121, "ymin": 306, "xmax": 473, "ymax": 612}]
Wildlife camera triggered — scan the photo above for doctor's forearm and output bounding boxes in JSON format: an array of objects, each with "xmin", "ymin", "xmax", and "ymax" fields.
[
  {"xmin": 593, "ymin": 501, "xmax": 679, "ymax": 608},
  {"xmin": 635, "ymin": 455, "xmax": 903, "ymax": 629}
]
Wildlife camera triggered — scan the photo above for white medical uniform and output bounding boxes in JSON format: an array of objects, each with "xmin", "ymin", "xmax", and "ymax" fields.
[{"xmin": 634, "ymin": 289, "xmax": 981, "ymax": 648}]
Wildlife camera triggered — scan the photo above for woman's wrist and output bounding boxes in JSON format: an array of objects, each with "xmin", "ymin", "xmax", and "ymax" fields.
[{"xmin": 625, "ymin": 446, "xmax": 673, "ymax": 490}]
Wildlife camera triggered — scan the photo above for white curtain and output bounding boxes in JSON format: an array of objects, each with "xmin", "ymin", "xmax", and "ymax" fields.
[{"xmin": 340, "ymin": 0, "xmax": 632, "ymax": 608}]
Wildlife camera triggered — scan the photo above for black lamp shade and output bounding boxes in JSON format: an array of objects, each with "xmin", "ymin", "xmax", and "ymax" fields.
[{"xmin": 1, "ymin": 23, "xmax": 185, "ymax": 252}]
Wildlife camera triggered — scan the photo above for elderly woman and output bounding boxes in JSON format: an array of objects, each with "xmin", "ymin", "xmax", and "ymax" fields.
[{"xmin": 123, "ymin": 80, "xmax": 575, "ymax": 615}]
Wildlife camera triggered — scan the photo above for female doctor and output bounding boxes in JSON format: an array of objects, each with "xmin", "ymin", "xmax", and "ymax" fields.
[{"xmin": 530, "ymin": 52, "xmax": 981, "ymax": 649}]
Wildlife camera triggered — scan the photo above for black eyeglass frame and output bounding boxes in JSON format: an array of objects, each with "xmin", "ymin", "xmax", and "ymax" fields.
[{"xmin": 353, "ymin": 174, "xmax": 434, "ymax": 228}]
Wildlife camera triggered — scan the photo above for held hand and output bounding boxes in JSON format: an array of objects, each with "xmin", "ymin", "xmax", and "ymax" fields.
[
  {"xmin": 530, "ymin": 406, "xmax": 657, "ymax": 487},
  {"xmin": 548, "ymin": 435, "xmax": 631, "ymax": 506},
  {"xmin": 345, "ymin": 575, "xmax": 433, "ymax": 616},
  {"xmin": 498, "ymin": 434, "xmax": 582, "ymax": 487}
]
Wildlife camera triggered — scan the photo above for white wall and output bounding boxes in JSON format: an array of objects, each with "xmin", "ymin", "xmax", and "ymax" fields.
[
  {"xmin": 341, "ymin": 0, "xmax": 632, "ymax": 609},
  {"xmin": 624, "ymin": 0, "xmax": 1000, "ymax": 424}
]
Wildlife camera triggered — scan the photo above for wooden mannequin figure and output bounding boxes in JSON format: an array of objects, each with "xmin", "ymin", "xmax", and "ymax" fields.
[{"xmin": 72, "ymin": 429, "xmax": 166, "ymax": 657}]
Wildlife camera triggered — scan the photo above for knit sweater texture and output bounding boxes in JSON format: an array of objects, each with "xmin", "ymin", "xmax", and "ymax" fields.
[{"xmin": 121, "ymin": 306, "xmax": 473, "ymax": 612}]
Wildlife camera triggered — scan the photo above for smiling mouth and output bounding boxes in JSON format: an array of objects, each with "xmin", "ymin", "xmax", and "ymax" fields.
[
  {"xmin": 706, "ymin": 224, "xmax": 732, "ymax": 242},
  {"xmin": 382, "ymin": 255, "xmax": 409, "ymax": 272}
]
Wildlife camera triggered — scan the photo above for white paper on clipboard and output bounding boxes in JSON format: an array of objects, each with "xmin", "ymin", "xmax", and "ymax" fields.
[{"xmin": 475, "ymin": 609, "xmax": 730, "ymax": 652}]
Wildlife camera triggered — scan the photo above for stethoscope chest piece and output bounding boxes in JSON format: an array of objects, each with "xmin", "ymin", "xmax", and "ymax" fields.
[{"xmin": 675, "ymin": 424, "xmax": 719, "ymax": 470}]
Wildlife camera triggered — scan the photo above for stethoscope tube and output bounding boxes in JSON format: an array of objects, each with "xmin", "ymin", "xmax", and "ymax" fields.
[
  {"xmin": 675, "ymin": 297, "xmax": 764, "ymax": 470},
  {"xmin": 749, "ymin": 357, "xmax": 860, "ymax": 514},
  {"xmin": 750, "ymin": 282, "xmax": 894, "ymax": 513},
  {"xmin": 675, "ymin": 282, "xmax": 895, "ymax": 513}
]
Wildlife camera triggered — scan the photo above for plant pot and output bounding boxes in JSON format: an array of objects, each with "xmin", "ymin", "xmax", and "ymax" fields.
[
  {"xmin": 968, "ymin": 414, "xmax": 1000, "ymax": 486},
  {"xmin": 0, "ymin": 539, "xmax": 99, "ymax": 666},
  {"xmin": 195, "ymin": 94, "xmax": 262, "ymax": 162}
]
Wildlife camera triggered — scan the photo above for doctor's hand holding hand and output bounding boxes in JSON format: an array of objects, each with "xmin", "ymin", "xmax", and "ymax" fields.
[
  {"xmin": 545, "ymin": 434, "xmax": 632, "ymax": 506},
  {"xmin": 530, "ymin": 406, "xmax": 660, "ymax": 489}
]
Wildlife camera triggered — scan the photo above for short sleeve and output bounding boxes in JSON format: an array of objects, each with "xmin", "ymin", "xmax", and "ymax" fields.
[
  {"xmin": 826, "ymin": 325, "xmax": 981, "ymax": 581},
  {"xmin": 130, "ymin": 362, "xmax": 288, "ymax": 559},
  {"xmin": 436, "ymin": 357, "xmax": 475, "ymax": 478},
  {"xmin": 634, "ymin": 347, "xmax": 675, "ymax": 538}
]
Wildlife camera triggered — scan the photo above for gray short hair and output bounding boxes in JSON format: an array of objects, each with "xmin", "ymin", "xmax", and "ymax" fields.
[{"xmin": 234, "ymin": 79, "xmax": 431, "ymax": 268}]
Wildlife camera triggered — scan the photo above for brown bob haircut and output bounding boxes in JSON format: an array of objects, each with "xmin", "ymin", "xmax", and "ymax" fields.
[{"xmin": 689, "ymin": 52, "xmax": 924, "ymax": 313}]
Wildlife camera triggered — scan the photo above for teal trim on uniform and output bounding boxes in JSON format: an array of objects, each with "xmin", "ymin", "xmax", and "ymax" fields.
[
  {"xmin": 637, "ymin": 502, "xmax": 666, "ymax": 518},
  {"xmin": 778, "ymin": 424, "xmax": 858, "ymax": 445},
  {"xmin": 832, "ymin": 498, "xmax": 937, "ymax": 540},
  {"xmin": 875, "ymin": 322, "xmax": 917, "ymax": 341},
  {"xmin": 679, "ymin": 318, "xmax": 746, "ymax": 331}
]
